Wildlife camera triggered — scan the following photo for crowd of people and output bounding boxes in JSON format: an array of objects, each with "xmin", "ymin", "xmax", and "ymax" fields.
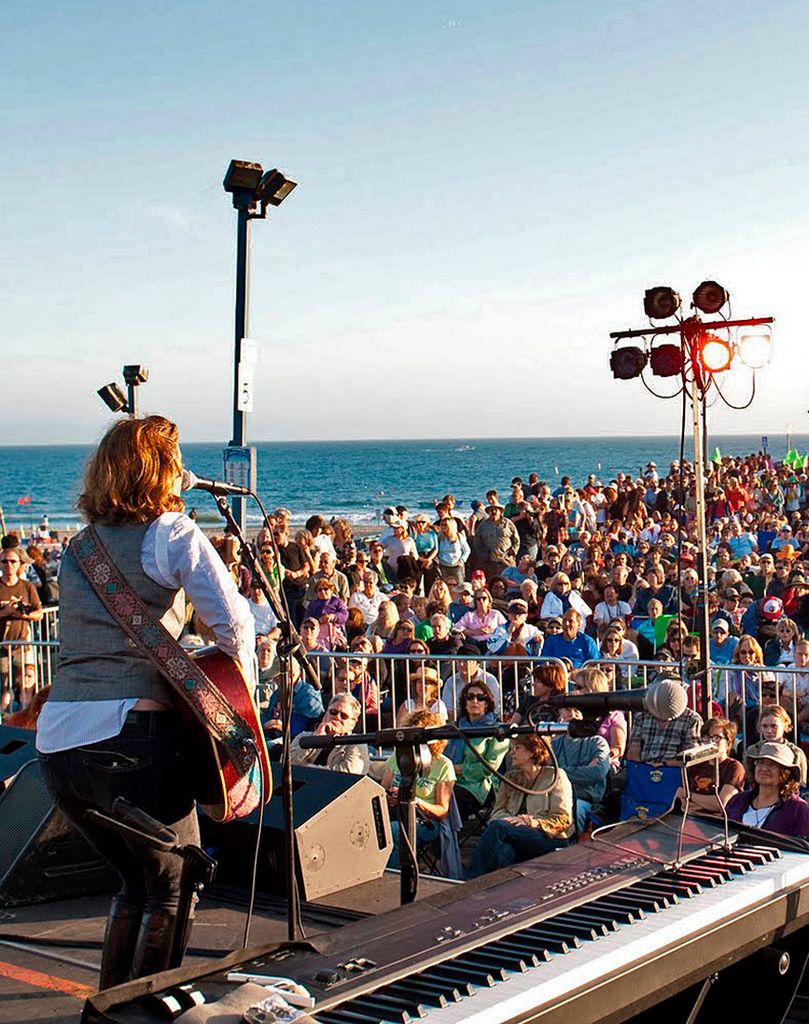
[{"xmin": 5, "ymin": 442, "xmax": 809, "ymax": 893}]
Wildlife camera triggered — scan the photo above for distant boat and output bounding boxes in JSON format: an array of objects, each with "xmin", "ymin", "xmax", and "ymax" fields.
[{"xmin": 455, "ymin": 444, "xmax": 475, "ymax": 452}]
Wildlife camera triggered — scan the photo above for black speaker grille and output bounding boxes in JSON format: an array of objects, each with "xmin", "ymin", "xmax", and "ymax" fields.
[{"xmin": 0, "ymin": 759, "xmax": 52, "ymax": 880}]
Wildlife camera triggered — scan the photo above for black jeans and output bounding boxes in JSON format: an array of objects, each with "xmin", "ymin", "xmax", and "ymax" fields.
[{"xmin": 38, "ymin": 710, "xmax": 199, "ymax": 915}]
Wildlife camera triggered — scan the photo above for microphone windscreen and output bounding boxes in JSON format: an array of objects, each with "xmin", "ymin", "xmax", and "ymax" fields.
[
  {"xmin": 645, "ymin": 679, "xmax": 688, "ymax": 721},
  {"xmin": 181, "ymin": 469, "xmax": 197, "ymax": 492}
]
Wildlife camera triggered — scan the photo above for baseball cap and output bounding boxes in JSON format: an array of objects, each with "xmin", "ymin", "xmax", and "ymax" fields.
[{"xmin": 761, "ymin": 596, "xmax": 784, "ymax": 622}]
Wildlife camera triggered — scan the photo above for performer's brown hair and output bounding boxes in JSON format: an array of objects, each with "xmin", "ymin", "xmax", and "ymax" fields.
[{"xmin": 79, "ymin": 415, "xmax": 184, "ymax": 524}]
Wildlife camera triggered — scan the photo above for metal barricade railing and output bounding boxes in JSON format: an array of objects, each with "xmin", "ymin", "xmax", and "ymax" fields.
[
  {"xmin": 0, "ymin": 639, "xmax": 59, "ymax": 712},
  {"xmin": 711, "ymin": 663, "xmax": 807, "ymax": 751},
  {"xmin": 582, "ymin": 656, "xmax": 808, "ymax": 753},
  {"xmin": 267, "ymin": 651, "xmax": 569, "ymax": 737},
  {"xmin": 30, "ymin": 606, "xmax": 59, "ymax": 691}
]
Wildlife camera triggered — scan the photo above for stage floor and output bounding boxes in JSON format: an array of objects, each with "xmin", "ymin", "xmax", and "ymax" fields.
[{"xmin": 0, "ymin": 872, "xmax": 455, "ymax": 1024}]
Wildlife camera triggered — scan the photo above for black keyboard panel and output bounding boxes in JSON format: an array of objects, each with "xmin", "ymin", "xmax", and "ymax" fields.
[{"xmin": 314, "ymin": 844, "xmax": 780, "ymax": 1024}]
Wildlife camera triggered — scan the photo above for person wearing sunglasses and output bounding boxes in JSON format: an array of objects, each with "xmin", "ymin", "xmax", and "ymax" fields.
[
  {"xmin": 456, "ymin": 589, "xmax": 506, "ymax": 653},
  {"xmin": 290, "ymin": 693, "xmax": 369, "ymax": 775},
  {"xmin": 445, "ymin": 682, "xmax": 509, "ymax": 820},
  {"xmin": 255, "ymin": 537, "xmax": 284, "ymax": 593},
  {"xmin": 0, "ymin": 545, "xmax": 43, "ymax": 691}
]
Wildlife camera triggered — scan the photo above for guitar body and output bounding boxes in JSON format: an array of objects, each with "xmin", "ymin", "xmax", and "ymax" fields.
[{"xmin": 180, "ymin": 648, "xmax": 272, "ymax": 823}]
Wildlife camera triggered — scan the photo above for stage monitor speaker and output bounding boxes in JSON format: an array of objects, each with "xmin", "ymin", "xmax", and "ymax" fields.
[
  {"xmin": 0, "ymin": 758, "xmax": 118, "ymax": 906},
  {"xmin": 0, "ymin": 725, "xmax": 39, "ymax": 791},
  {"xmin": 202, "ymin": 764, "xmax": 392, "ymax": 901}
]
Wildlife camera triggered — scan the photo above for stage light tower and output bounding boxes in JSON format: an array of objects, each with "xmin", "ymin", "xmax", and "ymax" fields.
[{"xmin": 609, "ymin": 285, "xmax": 774, "ymax": 717}]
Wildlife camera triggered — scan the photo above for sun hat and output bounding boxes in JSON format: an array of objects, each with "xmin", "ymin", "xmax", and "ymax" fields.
[
  {"xmin": 777, "ymin": 545, "xmax": 797, "ymax": 560},
  {"xmin": 747, "ymin": 742, "xmax": 801, "ymax": 780},
  {"xmin": 508, "ymin": 598, "xmax": 529, "ymax": 613},
  {"xmin": 486, "ymin": 500, "xmax": 505, "ymax": 511},
  {"xmin": 454, "ymin": 582, "xmax": 473, "ymax": 595}
]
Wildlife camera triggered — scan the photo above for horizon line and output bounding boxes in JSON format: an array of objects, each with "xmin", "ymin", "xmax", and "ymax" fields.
[{"xmin": 0, "ymin": 429, "xmax": 800, "ymax": 450}]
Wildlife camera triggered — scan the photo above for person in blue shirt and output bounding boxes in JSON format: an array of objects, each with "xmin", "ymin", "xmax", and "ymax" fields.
[
  {"xmin": 263, "ymin": 661, "xmax": 324, "ymax": 744},
  {"xmin": 709, "ymin": 617, "xmax": 739, "ymax": 665},
  {"xmin": 727, "ymin": 520, "xmax": 758, "ymax": 560},
  {"xmin": 500, "ymin": 554, "xmax": 538, "ymax": 597},
  {"xmin": 541, "ymin": 608, "xmax": 599, "ymax": 668}
]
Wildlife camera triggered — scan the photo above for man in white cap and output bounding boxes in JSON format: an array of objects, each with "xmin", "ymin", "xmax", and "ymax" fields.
[{"xmin": 709, "ymin": 617, "xmax": 738, "ymax": 665}]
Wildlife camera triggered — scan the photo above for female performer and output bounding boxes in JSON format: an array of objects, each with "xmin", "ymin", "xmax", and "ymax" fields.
[{"xmin": 36, "ymin": 416, "xmax": 256, "ymax": 989}]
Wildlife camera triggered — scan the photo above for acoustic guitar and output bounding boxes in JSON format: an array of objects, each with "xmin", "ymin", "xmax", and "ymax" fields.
[{"xmin": 182, "ymin": 646, "xmax": 272, "ymax": 823}]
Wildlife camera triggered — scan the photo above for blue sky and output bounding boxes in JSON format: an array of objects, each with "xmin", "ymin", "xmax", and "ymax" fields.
[{"xmin": 3, "ymin": 0, "xmax": 807, "ymax": 444}]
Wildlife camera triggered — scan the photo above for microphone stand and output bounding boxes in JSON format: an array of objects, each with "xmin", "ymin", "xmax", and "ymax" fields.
[
  {"xmin": 300, "ymin": 722, "xmax": 567, "ymax": 905},
  {"xmin": 210, "ymin": 492, "xmax": 308, "ymax": 943}
]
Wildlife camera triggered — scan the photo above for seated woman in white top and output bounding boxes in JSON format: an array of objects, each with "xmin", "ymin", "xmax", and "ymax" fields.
[
  {"xmin": 396, "ymin": 666, "xmax": 448, "ymax": 725},
  {"xmin": 397, "ymin": 667, "xmax": 450, "ymax": 724}
]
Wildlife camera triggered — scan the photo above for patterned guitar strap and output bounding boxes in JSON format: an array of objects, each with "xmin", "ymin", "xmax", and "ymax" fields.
[{"xmin": 70, "ymin": 525, "xmax": 255, "ymax": 776}]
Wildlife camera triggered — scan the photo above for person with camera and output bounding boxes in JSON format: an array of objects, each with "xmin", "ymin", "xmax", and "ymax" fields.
[{"xmin": 0, "ymin": 543, "xmax": 43, "ymax": 691}]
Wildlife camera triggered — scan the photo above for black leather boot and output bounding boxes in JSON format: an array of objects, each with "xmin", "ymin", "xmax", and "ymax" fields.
[
  {"xmin": 98, "ymin": 897, "xmax": 142, "ymax": 990},
  {"xmin": 130, "ymin": 909, "xmax": 181, "ymax": 979}
]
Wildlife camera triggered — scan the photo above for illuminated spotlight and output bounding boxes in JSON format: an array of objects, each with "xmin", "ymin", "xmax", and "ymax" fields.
[
  {"xmin": 610, "ymin": 343, "xmax": 647, "ymax": 380},
  {"xmin": 644, "ymin": 287, "xmax": 681, "ymax": 320},
  {"xmin": 738, "ymin": 331, "xmax": 772, "ymax": 369},
  {"xmin": 698, "ymin": 332, "xmax": 733, "ymax": 373},
  {"xmin": 692, "ymin": 280, "xmax": 729, "ymax": 315},
  {"xmin": 650, "ymin": 342, "xmax": 684, "ymax": 377}
]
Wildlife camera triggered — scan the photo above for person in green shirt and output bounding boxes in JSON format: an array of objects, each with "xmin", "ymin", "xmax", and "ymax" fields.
[
  {"xmin": 381, "ymin": 709, "xmax": 456, "ymax": 868},
  {"xmin": 444, "ymin": 680, "xmax": 509, "ymax": 819}
]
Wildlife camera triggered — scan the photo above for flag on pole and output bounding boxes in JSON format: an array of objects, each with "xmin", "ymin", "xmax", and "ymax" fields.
[{"xmin": 711, "ymin": 447, "xmax": 722, "ymax": 464}]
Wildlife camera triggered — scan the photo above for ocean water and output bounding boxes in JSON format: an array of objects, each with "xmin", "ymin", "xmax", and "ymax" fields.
[{"xmin": 0, "ymin": 433, "xmax": 805, "ymax": 533}]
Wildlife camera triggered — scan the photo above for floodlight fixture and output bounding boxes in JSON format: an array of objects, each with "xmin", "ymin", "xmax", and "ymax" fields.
[
  {"xmin": 692, "ymin": 280, "xmax": 729, "ymax": 315},
  {"xmin": 650, "ymin": 341, "xmax": 684, "ymax": 377},
  {"xmin": 223, "ymin": 160, "xmax": 264, "ymax": 195},
  {"xmin": 256, "ymin": 169, "xmax": 298, "ymax": 208},
  {"xmin": 698, "ymin": 332, "xmax": 733, "ymax": 373},
  {"xmin": 123, "ymin": 365, "xmax": 149, "ymax": 386},
  {"xmin": 97, "ymin": 382, "xmax": 128, "ymax": 414},
  {"xmin": 610, "ymin": 343, "xmax": 647, "ymax": 380},
  {"xmin": 737, "ymin": 330, "xmax": 772, "ymax": 369},
  {"xmin": 644, "ymin": 286, "xmax": 681, "ymax": 320}
]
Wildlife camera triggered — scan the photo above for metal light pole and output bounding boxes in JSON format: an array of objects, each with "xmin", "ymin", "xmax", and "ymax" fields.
[
  {"xmin": 223, "ymin": 160, "xmax": 297, "ymax": 532},
  {"xmin": 229, "ymin": 195, "xmax": 253, "ymax": 532},
  {"xmin": 123, "ymin": 365, "xmax": 149, "ymax": 419}
]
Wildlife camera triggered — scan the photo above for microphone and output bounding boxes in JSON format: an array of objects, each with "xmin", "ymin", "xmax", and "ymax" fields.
[
  {"xmin": 549, "ymin": 679, "xmax": 688, "ymax": 722},
  {"xmin": 181, "ymin": 469, "xmax": 251, "ymax": 497}
]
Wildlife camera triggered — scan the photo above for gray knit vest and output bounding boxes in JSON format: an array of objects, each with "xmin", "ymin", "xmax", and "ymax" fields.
[{"xmin": 51, "ymin": 521, "xmax": 185, "ymax": 703}]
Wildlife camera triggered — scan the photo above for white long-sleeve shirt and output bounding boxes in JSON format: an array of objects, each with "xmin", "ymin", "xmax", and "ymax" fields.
[{"xmin": 37, "ymin": 513, "xmax": 255, "ymax": 753}]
